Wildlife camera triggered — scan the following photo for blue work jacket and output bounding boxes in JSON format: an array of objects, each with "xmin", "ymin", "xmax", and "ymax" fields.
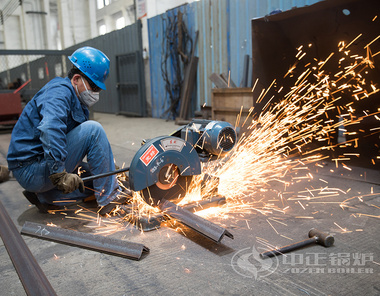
[{"xmin": 7, "ymin": 77, "xmax": 89, "ymax": 175}]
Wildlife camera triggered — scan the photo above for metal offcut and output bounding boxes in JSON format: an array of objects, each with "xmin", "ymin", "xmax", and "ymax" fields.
[
  {"xmin": 21, "ymin": 221, "xmax": 149, "ymax": 260},
  {"xmin": 159, "ymin": 199, "xmax": 234, "ymax": 243}
]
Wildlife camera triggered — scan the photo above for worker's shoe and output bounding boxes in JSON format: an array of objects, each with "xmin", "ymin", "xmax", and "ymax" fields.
[
  {"xmin": 83, "ymin": 194, "xmax": 96, "ymax": 203},
  {"xmin": 0, "ymin": 165, "xmax": 9, "ymax": 183},
  {"xmin": 22, "ymin": 190, "xmax": 61, "ymax": 214},
  {"xmin": 98, "ymin": 195, "xmax": 129, "ymax": 216}
]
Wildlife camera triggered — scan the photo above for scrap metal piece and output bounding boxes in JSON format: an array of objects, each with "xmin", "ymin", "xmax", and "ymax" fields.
[
  {"xmin": 159, "ymin": 199, "xmax": 233, "ymax": 243},
  {"xmin": 21, "ymin": 221, "xmax": 149, "ymax": 260},
  {"xmin": 0, "ymin": 201, "xmax": 57, "ymax": 296}
]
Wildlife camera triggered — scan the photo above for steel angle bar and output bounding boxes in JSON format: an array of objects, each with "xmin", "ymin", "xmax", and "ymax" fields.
[
  {"xmin": 159, "ymin": 199, "xmax": 234, "ymax": 243},
  {"xmin": 183, "ymin": 195, "xmax": 227, "ymax": 212},
  {"xmin": 0, "ymin": 201, "xmax": 57, "ymax": 296},
  {"xmin": 21, "ymin": 221, "xmax": 149, "ymax": 260}
]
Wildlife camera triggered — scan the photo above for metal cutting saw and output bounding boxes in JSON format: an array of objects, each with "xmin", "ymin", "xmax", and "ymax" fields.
[
  {"xmin": 82, "ymin": 119, "xmax": 237, "ymax": 240},
  {"xmin": 128, "ymin": 119, "xmax": 237, "ymax": 206}
]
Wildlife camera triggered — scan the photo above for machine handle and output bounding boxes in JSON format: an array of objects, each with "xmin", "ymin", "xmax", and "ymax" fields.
[{"xmin": 82, "ymin": 167, "xmax": 130, "ymax": 183}]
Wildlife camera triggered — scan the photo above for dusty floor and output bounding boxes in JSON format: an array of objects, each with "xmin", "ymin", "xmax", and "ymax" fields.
[{"xmin": 0, "ymin": 113, "xmax": 379, "ymax": 296}]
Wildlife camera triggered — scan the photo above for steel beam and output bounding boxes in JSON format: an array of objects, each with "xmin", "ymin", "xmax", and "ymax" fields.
[{"xmin": 0, "ymin": 201, "xmax": 57, "ymax": 296}]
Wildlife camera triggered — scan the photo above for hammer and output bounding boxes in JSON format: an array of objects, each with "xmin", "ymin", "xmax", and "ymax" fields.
[{"xmin": 260, "ymin": 228, "xmax": 334, "ymax": 258}]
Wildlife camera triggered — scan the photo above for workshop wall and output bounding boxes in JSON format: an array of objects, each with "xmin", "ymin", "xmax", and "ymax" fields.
[
  {"xmin": 148, "ymin": 3, "xmax": 197, "ymax": 119},
  {"xmin": 148, "ymin": 0, "xmax": 323, "ymax": 119},
  {"xmin": 0, "ymin": 22, "xmax": 144, "ymax": 115}
]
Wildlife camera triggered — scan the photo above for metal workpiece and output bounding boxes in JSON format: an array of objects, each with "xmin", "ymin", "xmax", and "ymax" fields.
[
  {"xmin": 183, "ymin": 195, "xmax": 226, "ymax": 212},
  {"xmin": 21, "ymin": 221, "xmax": 149, "ymax": 260},
  {"xmin": 0, "ymin": 201, "xmax": 57, "ymax": 296},
  {"xmin": 120, "ymin": 196, "xmax": 226, "ymax": 232},
  {"xmin": 159, "ymin": 199, "xmax": 234, "ymax": 243}
]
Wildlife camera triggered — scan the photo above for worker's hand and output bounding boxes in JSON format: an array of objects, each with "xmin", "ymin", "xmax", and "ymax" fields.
[{"xmin": 49, "ymin": 170, "xmax": 85, "ymax": 194}]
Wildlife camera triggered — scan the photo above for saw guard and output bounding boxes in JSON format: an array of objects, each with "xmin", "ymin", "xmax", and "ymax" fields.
[{"xmin": 129, "ymin": 136, "xmax": 201, "ymax": 192}]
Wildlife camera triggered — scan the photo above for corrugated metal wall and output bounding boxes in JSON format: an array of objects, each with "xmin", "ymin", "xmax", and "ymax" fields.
[
  {"xmin": 196, "ymin": 0, "xmax": 229, "ymax": 111},
  {"xmin": 148, "ymin": 3, "xmax": 197, "ymax": 118},
  {"xmin": 148, "ymin": 0, "xmax": 323, "ymax": 118}
]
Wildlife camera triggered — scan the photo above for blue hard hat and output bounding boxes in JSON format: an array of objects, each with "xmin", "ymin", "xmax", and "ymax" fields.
[{"xmin": 68, "ymin": 46, "xmax": 110, "ymax": 90}]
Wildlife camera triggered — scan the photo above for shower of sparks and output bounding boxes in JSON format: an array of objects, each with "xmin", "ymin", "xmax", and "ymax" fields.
[
  {"xmin": 48, "ymin": 30, "xmax": 380, "ymax": 238},
  {"xmin": 180, "ymin": 31, "xmax": 380, "ymax": 221},
  {"xmin": 334, "ymin": 222, "xmax": 348, "ymax": 232}
]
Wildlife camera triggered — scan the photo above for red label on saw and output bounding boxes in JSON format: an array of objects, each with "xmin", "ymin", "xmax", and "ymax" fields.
[{"xmin": 140, "ymin": 144, "xmax": 159, "ymax": 166}]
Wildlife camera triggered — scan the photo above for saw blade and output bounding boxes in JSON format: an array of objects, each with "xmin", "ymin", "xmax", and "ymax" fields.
[{"xmin": 140, "ymin": 164, "xmax": 193, "ymax": 206}]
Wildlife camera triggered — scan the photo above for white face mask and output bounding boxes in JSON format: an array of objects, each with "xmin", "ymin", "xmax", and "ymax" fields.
[{"xmin": 76, "ymin": 77, "xmax": 100, "ymax": 107}]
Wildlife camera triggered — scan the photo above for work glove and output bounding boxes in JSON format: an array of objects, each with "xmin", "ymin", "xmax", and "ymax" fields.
[{"xmin": 49, "ymin": 170, "xmax": 84, "ymax": 194}]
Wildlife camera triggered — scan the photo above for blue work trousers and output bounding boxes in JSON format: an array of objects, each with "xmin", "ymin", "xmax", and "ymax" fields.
[{"xmin": 12, "ymin": 121, "xmax": 120, "ymax": 206}]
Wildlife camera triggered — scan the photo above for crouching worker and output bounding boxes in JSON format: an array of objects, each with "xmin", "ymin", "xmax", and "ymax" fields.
[{"xmin": 7, "ymin": 46, "xmax": 126, "ymax": 215}]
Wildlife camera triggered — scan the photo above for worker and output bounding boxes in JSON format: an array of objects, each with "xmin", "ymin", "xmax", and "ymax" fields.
[{"xmin": 7, "ymin": 46, "xmax": 125, "ymax": 215}]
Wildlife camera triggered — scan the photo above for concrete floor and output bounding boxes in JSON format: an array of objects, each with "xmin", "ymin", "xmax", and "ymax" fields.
[{"xmin": 0, "ymin": 113, "xmax": 379, "ymax": 296}]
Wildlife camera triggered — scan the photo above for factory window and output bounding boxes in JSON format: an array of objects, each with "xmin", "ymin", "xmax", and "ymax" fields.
[
  {"xmin": 55, "ymin": 63, "xmax": 62, "ymax": 77},
  {"xmin": 98, "ymin": 20, "xmax": 107, "ymax": 35},
  {"xmin": 116, "ymin": 16, "xmax": 125, "ymax": 29},
  {"xmin": 113, "ymin": 11, "xmax": 125, "ymax": 30},
  {"xmin": 97, "ymin": 0, "xmax": 110, "ymax": 9},
  {"xmin": 0, "ymin": 31, "xmax": 4, "ymax": 49},
  {"xmin": 99, "ymin": 24, "xmax": 107, "ymax": 35},
  {"xmin": 38, "ymin": 68, "xmax": 44, "ymax": 79}
]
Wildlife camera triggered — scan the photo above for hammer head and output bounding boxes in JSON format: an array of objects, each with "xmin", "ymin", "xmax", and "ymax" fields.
[{"xmin": 308, "ymin": 228, "xmax": 334, "ymax": 247}]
